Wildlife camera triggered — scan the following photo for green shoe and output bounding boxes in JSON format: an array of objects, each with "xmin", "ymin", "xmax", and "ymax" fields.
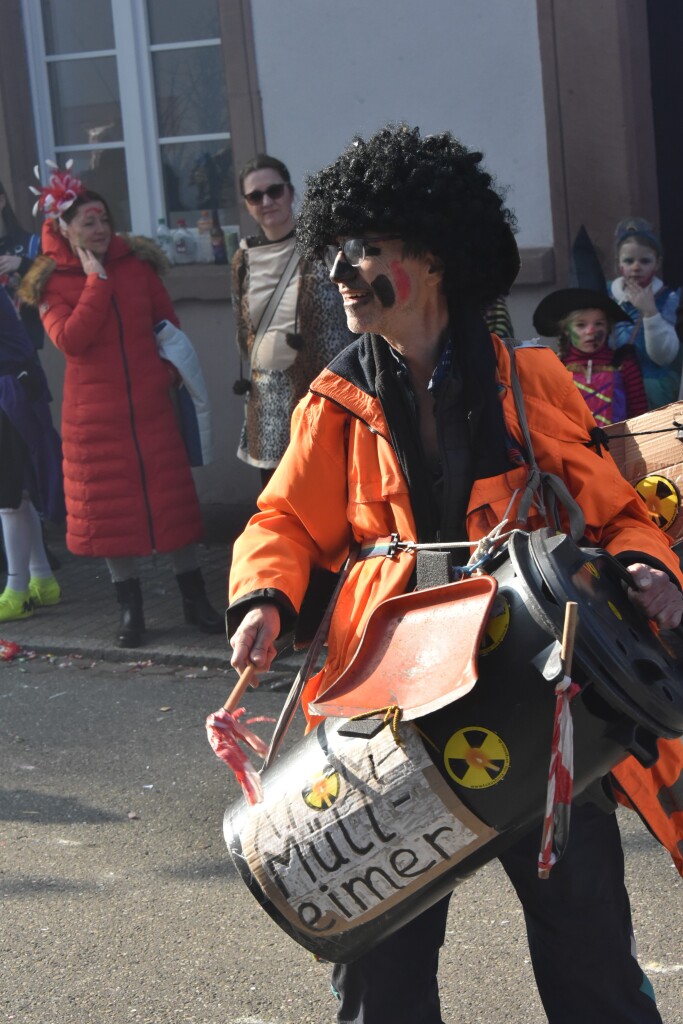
[
  {"xmin": 29, "ymin": 576, "xmax": 61, "ymax": 607},
  {"xmin": 0, "ymin": 588, "xmax": 34, "ymax": 622}
]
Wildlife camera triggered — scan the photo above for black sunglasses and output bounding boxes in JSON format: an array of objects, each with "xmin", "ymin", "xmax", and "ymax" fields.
[
  {"xmin": 242, "ymin": 183, "xmax": 287, "ymax": 205},
  {"xmin": 323, "ymin": 236, "xmax": 402, "ymax": 270}
]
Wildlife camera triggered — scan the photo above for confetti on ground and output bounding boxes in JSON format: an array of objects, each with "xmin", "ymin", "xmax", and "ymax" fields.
[{"xmin": 0, "ymin": 640, "xmax": 23, "ymax": 661}]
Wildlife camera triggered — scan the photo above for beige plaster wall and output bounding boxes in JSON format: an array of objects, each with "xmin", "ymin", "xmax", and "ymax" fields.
[{"xmin": 251, "ymin": 0, "xmax": 553, "ymax": 252}]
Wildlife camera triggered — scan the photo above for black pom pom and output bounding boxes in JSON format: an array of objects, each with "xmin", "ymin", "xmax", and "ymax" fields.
[{"xmin": 233, "ymin": 378, "xmax": 251, "ymax": 396}]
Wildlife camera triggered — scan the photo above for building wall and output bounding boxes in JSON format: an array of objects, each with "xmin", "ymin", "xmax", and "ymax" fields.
[
  {"xmin": 536, "ymin": 0, "xmax": 659, "ymax": 288},
  {"xmin": 0, "ymin": 0, "xmax": 38, "ymax": 225},
  {"xmin": 248, "ymin": 0, "xmax": 556, "ymax": 339},
  {"xmin": 250, "ymin": 0, "xmax": 553, "ymax": 251}
]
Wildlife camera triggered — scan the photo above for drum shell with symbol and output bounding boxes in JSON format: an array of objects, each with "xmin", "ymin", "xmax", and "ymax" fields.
[
  {"xmin": 223, "ymin": 531, "xmax": 683, "ymax": 963},
  {"xmin": 418, "ymin": 529, "xmax": 683, "ymax": 831}
]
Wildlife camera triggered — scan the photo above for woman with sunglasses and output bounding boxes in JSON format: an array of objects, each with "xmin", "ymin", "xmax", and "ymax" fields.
[{"xmin": 232, "ymin": 154, "xmax": 352, "ymax": 487}]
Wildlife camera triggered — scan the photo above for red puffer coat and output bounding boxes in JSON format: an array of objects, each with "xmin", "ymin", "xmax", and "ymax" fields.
[{"xmin": 20, "ymin": 225, "xmax": 203, "ymax": 557}]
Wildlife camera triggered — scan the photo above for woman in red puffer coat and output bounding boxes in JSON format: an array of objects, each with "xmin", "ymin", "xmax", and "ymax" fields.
[{"xmin": 20, "ymin": 176, "xmax": 222, "ymax": 647}]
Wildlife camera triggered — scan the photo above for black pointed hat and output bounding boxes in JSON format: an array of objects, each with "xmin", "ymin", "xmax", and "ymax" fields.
[
  {"xmin": 568, "ymin": 225, "xmax": 608, "ymax": 291},
  {"xmin": 533, "ymin": 225, "xmax": 631, "ymax": 336},
  {"xmin": 533, "ymin": 288, "xmax": 631, "ymax": 338}
]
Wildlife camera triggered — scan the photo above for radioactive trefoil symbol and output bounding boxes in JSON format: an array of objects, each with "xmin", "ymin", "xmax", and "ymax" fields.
[
  {"xmin": 444, "ymin": 726, "xmax": 510, "ymax": 789},
  {"xmin": 634, "ymin": 475, "xmax": 680, "ymax": 532}
]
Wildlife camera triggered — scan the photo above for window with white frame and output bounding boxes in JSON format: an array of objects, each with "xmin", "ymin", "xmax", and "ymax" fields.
[{"xmin": 22, "ymin": 0, "xmax": 238, "ymax": 242}]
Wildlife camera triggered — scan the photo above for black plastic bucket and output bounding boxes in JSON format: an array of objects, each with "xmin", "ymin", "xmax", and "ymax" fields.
[{"xmin": 222, "ymin": 530, "xmax": 683, "ymax": 963}]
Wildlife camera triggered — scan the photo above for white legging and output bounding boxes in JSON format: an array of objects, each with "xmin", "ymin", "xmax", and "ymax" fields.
[
  {"xmin": 105, "ymin": 544, "xmax": 199, "ymax": 583},
  {"xmin": 0, "ymin": 496, "xmax": 52, "ymax": 592}
]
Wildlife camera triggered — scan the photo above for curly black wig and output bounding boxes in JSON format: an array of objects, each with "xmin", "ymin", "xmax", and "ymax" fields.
[{"xmin": 296, "ymin": 124, "xmax": 520, "ymax": 313}]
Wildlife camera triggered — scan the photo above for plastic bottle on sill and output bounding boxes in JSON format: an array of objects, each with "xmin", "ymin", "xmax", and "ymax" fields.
[
  {"xmin": 210, "ymin": 209, "xmax": 228, "ymax": 265},
  {"xmin": 196, "ymin": 210, "xmax": 213, "ymax": 261},
  {"xmin": 156, "ymin": 217, "xmax": 174, "ymax": 263},
  {"xmin": 172, "ymin": 218, "xmax": 195, "ymax": 264},
  {"xmin": 197, "ymin": 210, "xmax": 212, "ymax": 234}
]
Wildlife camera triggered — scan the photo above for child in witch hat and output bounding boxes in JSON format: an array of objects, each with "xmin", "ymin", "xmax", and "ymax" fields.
[{"xmin": 533, "ymin": 287, "xmax": 648, "ymax": 426}]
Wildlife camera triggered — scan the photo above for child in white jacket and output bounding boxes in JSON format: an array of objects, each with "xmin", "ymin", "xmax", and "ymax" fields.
[{"xmin": 608, "ymin": 217, "xmax": 681, "ymax": 409}]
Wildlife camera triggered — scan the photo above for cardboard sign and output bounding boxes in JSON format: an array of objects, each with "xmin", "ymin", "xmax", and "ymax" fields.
[
  {"xmin": 237, "ymin": 719, "xmax": 497, "ymax": 942},
  {"xmin": 604, "ymin": 401, "xmax": 683, "ymax": 542}
]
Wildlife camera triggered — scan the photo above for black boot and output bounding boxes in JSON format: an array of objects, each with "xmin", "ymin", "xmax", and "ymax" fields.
[
  {"xmin": 114, "ymin": 578, "xmax": 145, "ymax": 647},
  {"xmin": 176, "ymin": 568, "xmax": 224, "ymax": 633}
]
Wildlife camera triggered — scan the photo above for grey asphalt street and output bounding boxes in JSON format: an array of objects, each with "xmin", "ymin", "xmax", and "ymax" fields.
[{"xmin": 1, "ymin": 653, "xmax": 681, "ymax": 1024}]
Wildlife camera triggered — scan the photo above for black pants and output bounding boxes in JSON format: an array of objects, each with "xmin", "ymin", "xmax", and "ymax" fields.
[
  {"xmin": 0, "ymin": 409, "xmax": 29, "ymax": 509},
  {"xmin": 331, "ymin": 803, "xmax": 661, "ymax": 1024}
]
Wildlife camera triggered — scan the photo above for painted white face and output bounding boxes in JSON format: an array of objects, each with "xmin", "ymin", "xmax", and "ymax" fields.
[
  {"xmin": 242, "ymin": 169, "xmax": 294, "ymax": 239},
  {"xmin": 328, "ymin": 236, "xmax": 439, "ymax": 340},
  {"xmin": 618, "ymin": 241, "xmax": 659, "ymax": 288},
  {"xmin": 62, "ymin": 202, "xmax": 111, "ymax": 257}
]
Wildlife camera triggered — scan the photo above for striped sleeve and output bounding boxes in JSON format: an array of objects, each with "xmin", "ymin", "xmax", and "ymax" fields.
[{"xmin": 620, "ymin": 354, "xmax": 649, "ymax": 417}]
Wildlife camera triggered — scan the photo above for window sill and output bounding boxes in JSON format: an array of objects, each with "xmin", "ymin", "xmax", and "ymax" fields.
[{"xmin": 164, "ymin": 263, "xmax": 231, "ymax": 303}]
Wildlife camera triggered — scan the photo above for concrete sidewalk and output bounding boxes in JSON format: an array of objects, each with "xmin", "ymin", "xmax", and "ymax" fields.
[{"xmin": 0, "ymin": 506, "xmax": 304, "ymax": 681}]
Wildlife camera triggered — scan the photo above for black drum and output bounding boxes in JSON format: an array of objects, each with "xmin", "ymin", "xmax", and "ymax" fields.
[
  {"xmin": 223, "ymin": 530, "xmax": 683, "ymax": 964},
  {"xmin": 418, "ymin": 529, "xmax": 683, "ymax": 833}
]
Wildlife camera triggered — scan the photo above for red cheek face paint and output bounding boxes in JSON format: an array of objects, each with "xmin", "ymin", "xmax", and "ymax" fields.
[{"xmin": 390, "ymin": 261, "xmax": 412, "ymax": 303}]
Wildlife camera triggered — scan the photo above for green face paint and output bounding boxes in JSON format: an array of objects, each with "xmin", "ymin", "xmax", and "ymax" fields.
[{"xmin": 566, "ymin": 309, "xmax": 609, "ymax": 355}]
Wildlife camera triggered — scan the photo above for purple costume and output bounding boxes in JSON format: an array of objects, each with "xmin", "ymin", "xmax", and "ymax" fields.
[{"xmin": 0, "ymin": 287, "xmax": 64, "ymax": 522}]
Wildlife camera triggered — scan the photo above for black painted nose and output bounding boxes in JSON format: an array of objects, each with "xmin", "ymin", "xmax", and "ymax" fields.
[{"xmin": 329, "ymin": 252, "xmax": 356, "ymax": 283}]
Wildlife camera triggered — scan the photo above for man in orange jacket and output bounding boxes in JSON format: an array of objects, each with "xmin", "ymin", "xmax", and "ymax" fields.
[{"xmin": 228, "ymin": 125, "xmax": 682, "ymax": 1024}]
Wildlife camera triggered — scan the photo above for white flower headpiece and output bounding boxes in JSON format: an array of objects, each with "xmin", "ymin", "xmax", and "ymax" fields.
[{"xmin": 29, "ymin": 159, "xmax": 86, "ymax": 220}]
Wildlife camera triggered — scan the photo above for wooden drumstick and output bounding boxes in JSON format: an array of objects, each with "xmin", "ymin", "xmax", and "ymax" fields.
[
  {"xmin": 223, "ymin": 663, "xmax": 259, "ymax": 713},
  {"xmin": 561, "ymin": 601, "xmax": 579, "ymax": 676}
]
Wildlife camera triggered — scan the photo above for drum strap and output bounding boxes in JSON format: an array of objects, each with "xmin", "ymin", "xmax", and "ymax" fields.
[
  {"xmin": 264, "ymin": 346, "xmax": 584, "ymax": 762},
  {"xmin": 505, "ymin": 341, "xmax": 586, "ymax": 541}
]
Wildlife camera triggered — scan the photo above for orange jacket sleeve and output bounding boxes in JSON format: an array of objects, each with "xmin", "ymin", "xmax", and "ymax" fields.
[{"xmin": 229, "ymin": 394, "xmax": 355, "ymax": 616}]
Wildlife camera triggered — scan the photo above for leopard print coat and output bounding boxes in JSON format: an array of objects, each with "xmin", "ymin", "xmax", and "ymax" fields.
[{"xmin": 231, "ymin": 244, "xmax": 353, "ymax": 469}]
